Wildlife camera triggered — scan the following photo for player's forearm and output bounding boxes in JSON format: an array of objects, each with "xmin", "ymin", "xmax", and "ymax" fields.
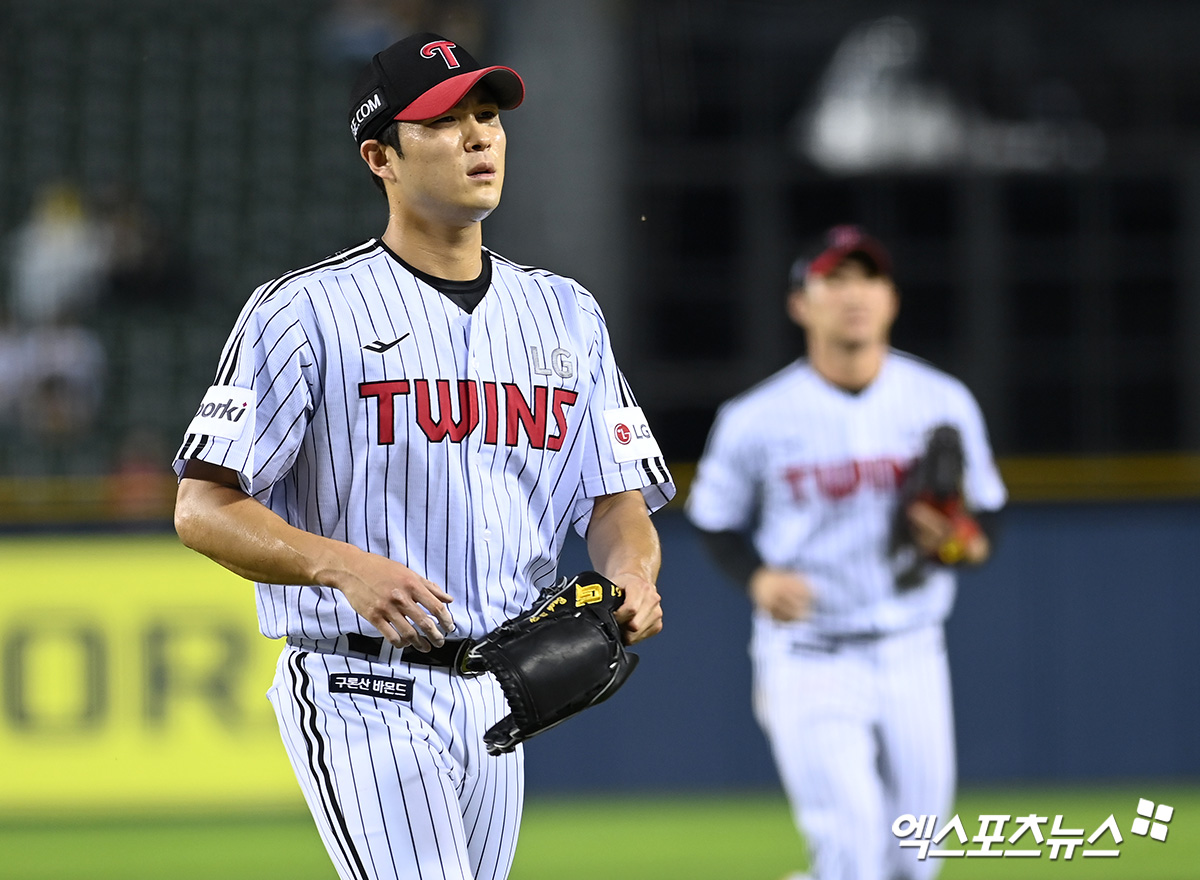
[
  {"xmin": 175, "ymin": 474, "xmax": 359, "ymax": 588},
  {"xmin": 585, "ymin": 490, "xmax": 661, "ymax": 583},
  {"xmin": 696, "ymin": 527, "xmax": 764, "ymax": 590}
]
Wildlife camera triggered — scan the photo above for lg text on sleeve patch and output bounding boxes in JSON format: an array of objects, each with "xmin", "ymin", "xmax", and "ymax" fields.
[{"xmin": 602, "ymin": 406, "xmax": 663, "ymax": 463}]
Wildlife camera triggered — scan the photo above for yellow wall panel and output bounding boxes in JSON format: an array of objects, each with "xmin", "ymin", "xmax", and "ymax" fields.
[{"xmin": 0, "ymin": 535, "xmax": 301, "ymax": 814}]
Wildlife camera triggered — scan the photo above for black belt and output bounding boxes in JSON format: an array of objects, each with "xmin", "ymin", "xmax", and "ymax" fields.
[
  {"xmin": 345, "ymin": 632, "xmax": 475, "ymax": 671},
  {"xmin": 789, "ymin": 631, "xmax": 885, "ymax": 654}
]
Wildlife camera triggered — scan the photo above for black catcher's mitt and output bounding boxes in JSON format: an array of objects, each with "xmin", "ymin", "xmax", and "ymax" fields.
[
  {"xmin": 890, "ymin": 424, "xmax": 983, "ymax": 587},
  {"xmin": 462, "ymin": 571, "xmax": 639, "ymax": 755}
]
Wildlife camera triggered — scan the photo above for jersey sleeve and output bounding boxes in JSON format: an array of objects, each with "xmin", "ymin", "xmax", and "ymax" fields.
[
  {"xmin": 955, "ymin": 386, "xmax": 1007, "ymax": 513},
  {"xmin": 173, "ymin": 289, "xmax": 318, "ymax": 498},
  {"xmin": 571, "ymin": 303, "xmax": 674, "ymax": 536},
  {"xmin": 684, "ymin": 399, "xmax": 761, "ymax": 533}
]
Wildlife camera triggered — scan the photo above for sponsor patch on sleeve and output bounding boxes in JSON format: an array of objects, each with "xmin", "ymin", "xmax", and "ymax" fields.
[
  {"xmin": 185, "ymin": 385, "xmax": 254, "ymax": 440},
  {"xmin": 602, "ymin": 406, "xmax": 663, "ymax": 463}
]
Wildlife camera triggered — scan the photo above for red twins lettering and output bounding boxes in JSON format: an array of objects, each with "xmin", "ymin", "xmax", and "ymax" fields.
[
  {"xmin": 783, "ymin": 456, "xmax": 909, "ymax": 502},
  {"xmin": 360, "ymin": 379, "xmax": 578, "ymax": 449},
  {"xmin": 502, "ymin": 384, "xmax": 580, "ymax": 450},
  {"xmin": 420, "ymin": 40, "xmax": 461, "ymax": 68},
  {"xmin": 415, "ymin": 379, "xmax": 479, "ymax": 442},
  {"xmin": 358, "ymin": 380, "xmax": 409, "ymax": 444}
]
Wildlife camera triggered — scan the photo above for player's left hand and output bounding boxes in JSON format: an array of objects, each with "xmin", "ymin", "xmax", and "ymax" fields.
[
  {"xmin": 607, "ymin": 572, "xmax": 663, "ymax": 646},
  {"xmin": 906, "ymin": 500, "xmax": 989, "ymax": 564},
  {"xmin": 749, "ymin": 566, "xmax": 813, "ymax": 621}
]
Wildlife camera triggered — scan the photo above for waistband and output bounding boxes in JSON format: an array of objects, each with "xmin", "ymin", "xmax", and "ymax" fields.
[
  {"xmin": 286, "ymin": 632, "xmax": 479, "ymax": 674},
  {"xmin": 788, "ymin": 623, "xmax": 944, "ymax": 654}
]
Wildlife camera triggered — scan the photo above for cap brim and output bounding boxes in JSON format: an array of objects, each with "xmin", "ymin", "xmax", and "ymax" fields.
[
  {"xmin": 394, "ymin": 66, "xmax": 525, "ymax": 122},
  {"xmin": 807, "ymin": 242, "xmax": 891, "ymax": 279}
]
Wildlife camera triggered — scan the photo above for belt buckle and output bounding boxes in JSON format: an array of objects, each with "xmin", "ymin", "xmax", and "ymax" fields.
[{"xmin": 454, "ymin": 639, "xmax": 482, "ymax": 676}]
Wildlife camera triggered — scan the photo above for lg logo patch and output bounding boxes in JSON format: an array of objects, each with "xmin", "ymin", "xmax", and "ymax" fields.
[{"xmin": 603, "ymin": 407, "xmax": 661, "ymax": 463}]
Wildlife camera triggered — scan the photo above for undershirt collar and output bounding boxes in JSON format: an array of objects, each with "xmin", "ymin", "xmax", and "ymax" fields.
[{"xmin": 380, "ymin": 240, "xmax": 492, "ymax": 314}]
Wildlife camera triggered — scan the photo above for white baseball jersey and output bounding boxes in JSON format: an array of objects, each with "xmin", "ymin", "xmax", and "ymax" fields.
[
  {"xmin": 686, "ymin": 351, "xmax": 1005, "ymax": 640},
  {"xmin": 175, "ymin": 239, "xmax": 675, "ymax": 641}
]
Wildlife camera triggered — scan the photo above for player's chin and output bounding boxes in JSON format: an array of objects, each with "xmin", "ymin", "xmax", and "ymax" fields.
[
  {"xmin": 458, "ymin": 193, "xmax": 502, "ymax": 223},
  {"xmin": 835, "ymin": 327, "xmax": 882, "ymax": 346},
  {"xmin": 449, "ymin": 203, "xmax": 499, "ymax": 225}
]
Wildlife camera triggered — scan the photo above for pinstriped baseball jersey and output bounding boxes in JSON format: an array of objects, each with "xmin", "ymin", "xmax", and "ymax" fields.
[
  {"xmin": 175, "ymin": 239, "xmax": 674, "ymax": 642},
  {"xmin": 686, "ymin": 351, "xmax": 1006, "ymax": 638},
  {"xmin": 689, "ymin": 350, "xmax": 1004, "ymax": 880}
]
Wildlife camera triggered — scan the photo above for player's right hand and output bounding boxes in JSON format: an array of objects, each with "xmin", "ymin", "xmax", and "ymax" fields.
[
  {"xmin": 748, "ymin": 567, "xmax": 813, "ymax": 622},
  {"xmin": 906, "ymin": 499, "xmax": 989, "ymax": 565},
  {"xmin": 324, "ymin": 547, "xmax": 456, "ymax": 651}
]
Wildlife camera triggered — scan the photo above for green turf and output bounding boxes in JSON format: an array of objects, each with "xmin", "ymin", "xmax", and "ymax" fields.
[
  {"xmin": 513, "ymin": 785, "xmax": 1200, "ymax": 880},
  {"xmin": 1, "ymin": 784, "xmax": 1197, "ymax": 880},
  {"xmin": 0, "ymin": 811, "xmax": 334, "ymax": 880},
  {"xmin": 934, "ymin": 783, "xmax": 1200, "ymax": 880}
]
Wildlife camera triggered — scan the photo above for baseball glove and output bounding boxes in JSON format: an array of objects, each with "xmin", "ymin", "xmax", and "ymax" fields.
[
  {"xmin": 890, "ymin": 424, "xmax": 983, "ymax": 586},
  {"xmin": 462, "ymin": 571, "xmax": 639, "ymax": 755}
]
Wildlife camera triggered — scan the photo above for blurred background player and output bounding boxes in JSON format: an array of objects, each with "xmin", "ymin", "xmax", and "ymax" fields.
[
  {"xmin": 685, "ymin": 225, "xmax": 1006, "ymax": 880},
  {"xmin": 173, "ymin": 32, "xmax": 673, "ymax": 880}
]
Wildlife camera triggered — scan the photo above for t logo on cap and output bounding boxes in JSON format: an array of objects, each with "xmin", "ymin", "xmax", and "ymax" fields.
[
  {"xmin": 421, "ymin": 40, "xmax": 462, "ymax": 69},
  {"xmin": 348, "ymin": 32, "xmax": 525, "ymax": 145}
]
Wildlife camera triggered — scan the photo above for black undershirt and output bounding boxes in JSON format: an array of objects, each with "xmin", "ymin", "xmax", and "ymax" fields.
[{"xmin": 381, "ymin": 241, "xmax": 492, "ymax": 313}]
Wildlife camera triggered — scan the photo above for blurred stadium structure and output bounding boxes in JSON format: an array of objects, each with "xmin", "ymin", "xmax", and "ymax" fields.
[
  {"xmin": 624, "ymin": 0, "xmax": 1200, "ymax": 463},
  {"xmin": 0, "ymin": 0, "xmax": 1199, "ymax": 499}
]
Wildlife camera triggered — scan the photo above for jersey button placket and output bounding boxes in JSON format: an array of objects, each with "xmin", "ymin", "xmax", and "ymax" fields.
[{"xmin": 464, "ymin": 313, "xmax": 494, "ymax": 617}]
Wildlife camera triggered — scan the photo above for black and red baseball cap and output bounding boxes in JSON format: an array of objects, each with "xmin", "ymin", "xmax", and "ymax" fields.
[
  {"xmin": 349, "ymin": 33, "xmax": 525, "ymax": 145},
  {"xmin": 788, "ymin": 224, "xmax": 893, "ymax": 288}
]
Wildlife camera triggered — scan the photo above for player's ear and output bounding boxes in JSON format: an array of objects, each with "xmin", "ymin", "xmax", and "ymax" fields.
[
  {"xmin": 360, "ymin": 140, "xmax": 396, "ymax": 184},
  {"xmin": 786, "ymin": 287, "xmax": 808, "ymax": 329},
  {"xmin": 885, "ymin": 280, "xmax": 900, "ymax": 323}
]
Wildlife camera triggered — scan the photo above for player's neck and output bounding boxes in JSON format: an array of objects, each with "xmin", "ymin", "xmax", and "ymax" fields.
[
  {"xmin": 808, "ymin": 338, "xmax": 887, "ymax": 392},
  {"xmin": 380, "ymin": 218, "xmax": 485, "ymax": 282}
]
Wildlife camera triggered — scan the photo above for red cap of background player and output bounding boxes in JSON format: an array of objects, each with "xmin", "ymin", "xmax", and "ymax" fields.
[
  {"xmin": 788, "ymin": 225, "xmax": 893, "ymax": 287},
  {"xmin": 348, "ymin": 33, "xmax": 525, "ymax": 145}
]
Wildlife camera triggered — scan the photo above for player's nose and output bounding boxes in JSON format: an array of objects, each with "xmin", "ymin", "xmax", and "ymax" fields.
[{"xmin": 464, "ymin": 121, "xmax": 493, "ymax": 151}]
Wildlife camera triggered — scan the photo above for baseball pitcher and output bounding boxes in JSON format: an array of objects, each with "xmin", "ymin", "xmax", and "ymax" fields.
[{"xmin": 174, "ymin": 33, "xmax": 674, "ymax": 880}]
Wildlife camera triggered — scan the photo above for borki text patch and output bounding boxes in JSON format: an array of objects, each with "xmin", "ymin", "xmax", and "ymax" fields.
[{"xmin": 186, "ymin": 386, "xmax": 254, "ymax": 440}]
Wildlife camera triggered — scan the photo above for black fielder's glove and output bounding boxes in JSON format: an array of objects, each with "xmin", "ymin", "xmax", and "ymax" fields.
[
  {"xmin": 462, "ymin": 571, "xmax": 639, "ymax": 755},
  {"xmin": 890, "ymin": 424, "xmax": 984, "ymax": 587}
]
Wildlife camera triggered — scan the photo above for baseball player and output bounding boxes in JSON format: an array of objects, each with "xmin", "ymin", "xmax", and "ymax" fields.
[
  {"xmin": 685, "ymin": 225, "xmax": 1006, "ymax": 880},
  {"xmin": 173, "ymin": 33, "xmax": 674, "ymax": 880}
]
